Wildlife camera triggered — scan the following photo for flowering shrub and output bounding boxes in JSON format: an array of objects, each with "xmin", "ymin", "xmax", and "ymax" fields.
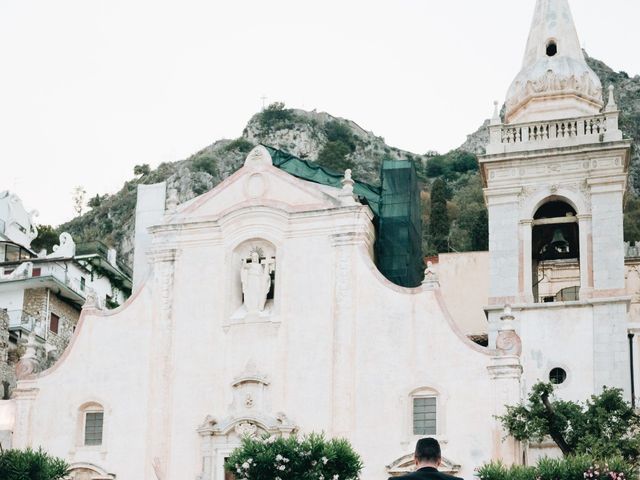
[
  {"xmin": 476, "ymin": 455, "xmax": 636, "ymax": 480},
  {"xmin": 225, "ymin": 433, "xmax": 363, "ymax": 480}
]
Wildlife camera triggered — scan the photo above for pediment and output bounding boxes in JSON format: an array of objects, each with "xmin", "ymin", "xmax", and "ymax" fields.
[
  {"xmin": 177, "ymin": 146, "xmax": 341, "ymax": 220},
  {"xmin": 387, "ymin": 453, "xmax": 461, "ymax": 476},
  {"xmin": 67, "ymin": 463, "xmax": 116, "ymax": 480}
]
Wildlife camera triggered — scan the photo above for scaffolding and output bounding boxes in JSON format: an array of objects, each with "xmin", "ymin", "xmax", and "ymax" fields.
[{"xmin": 264, "ymin": 145, "xmax": 423, "ymax": 288}]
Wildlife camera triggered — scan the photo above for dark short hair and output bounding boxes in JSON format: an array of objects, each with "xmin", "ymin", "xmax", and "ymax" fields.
[{"xmin": 415, "ymin": 437, "xmax": 441, "ymax": 463}]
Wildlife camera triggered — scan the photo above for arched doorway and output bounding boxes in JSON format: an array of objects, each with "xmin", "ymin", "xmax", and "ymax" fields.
[{"xmin": 531, "ymin": 200, "xmax": 580, "ymax": 302}]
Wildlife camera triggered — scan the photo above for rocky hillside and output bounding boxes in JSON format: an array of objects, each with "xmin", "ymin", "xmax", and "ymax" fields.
[{"xmin": 57, "ymin": 55, "xmax": 640, "ymax": 268}]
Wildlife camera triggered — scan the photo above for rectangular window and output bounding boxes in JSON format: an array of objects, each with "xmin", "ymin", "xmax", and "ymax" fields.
[
  {"xmin": 49, "ymin": 313, "xmax": 60, "ymax": 334},
  {"xmin": 413, "ymin": 397, "xmax": 437, "ymax": 436},
  {"xmin": 5, "ymin": 244, "xmax": 19, "ymax": 262},
  {"xmin": 84, "ymin": 411, "xmax": 104, "ymax": 446},
  {"xmin": 80, "ymin": 277, "xmax": 86, "ymax": 291},
  {"xmin": 32, "ymin": 268, "xmax": 41, "ymax": 277}
]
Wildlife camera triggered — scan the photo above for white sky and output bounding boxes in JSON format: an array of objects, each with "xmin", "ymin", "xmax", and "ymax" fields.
[{"xmin": 1, "ymin": 0, "xmax": 639, "ymax": 226}]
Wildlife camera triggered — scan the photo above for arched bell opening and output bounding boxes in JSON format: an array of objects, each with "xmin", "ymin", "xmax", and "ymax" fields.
[{"xmin": 531, "ymin": 200, "xmax": 580, "ymax": 303}]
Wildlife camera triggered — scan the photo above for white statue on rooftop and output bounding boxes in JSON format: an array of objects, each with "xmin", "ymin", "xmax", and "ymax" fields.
[
  {"xmin": 4, "ymin": 261, "xmax": 33, "ymax": 280},
  {"xmin": 0, "ymin": 191, "xmax": 39, "ymax": 248},
  {"xmin": 241, "ymin": 250, "xmax": 272, "ymax": 314},
  {"xmin": 46, "ymin": 232, "xmax": 76, "ymax": 258}
]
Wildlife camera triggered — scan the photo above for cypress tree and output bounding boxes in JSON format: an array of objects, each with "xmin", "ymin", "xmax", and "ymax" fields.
[{"xmin": 429, "ymin": 178, "xmax": 450, "ymax": 253}]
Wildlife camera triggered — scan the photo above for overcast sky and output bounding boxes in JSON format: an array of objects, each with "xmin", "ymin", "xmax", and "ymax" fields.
[{"xmin": 1, "ymin": 0, "xmax": 639, "ymax": 226}]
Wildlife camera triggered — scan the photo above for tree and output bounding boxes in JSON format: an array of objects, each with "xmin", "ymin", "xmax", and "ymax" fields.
[
  {"xmin": 317, "ymin": 141, "xmax": 353, "ymax": 172},
  {"xmin": 71, "ymin": 186, "xmax": 87, "ymax": 217},
  {"xmin": 499, "ymin": 382, "xmax": 640, "ymax": 465},
  {"xmin": 429, "ymin": 178, "xmax": 450, "ymax": 253},
  {"xmin": 88, "ymin": 194, "xmax": 105, "ymax": 209},
  {"xmin": 30, "ymin": 225, "xmax": 59, "ymax": 254},
  {"xmin": 133, "ymin": 164, "xmax": 151, "ymax": 176},
  {"xmin": 258, "ymin": 102, "xmax": 295, "ymax": 130},
  {"xmin": 0, "ymin": 447, "xmax": 69, "ymax": 480}
]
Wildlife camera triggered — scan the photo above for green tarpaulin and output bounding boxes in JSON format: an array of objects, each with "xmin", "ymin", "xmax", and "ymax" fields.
[{"xmin": 264, "ymin": 145, "xmax": 423, "ymax": 288}]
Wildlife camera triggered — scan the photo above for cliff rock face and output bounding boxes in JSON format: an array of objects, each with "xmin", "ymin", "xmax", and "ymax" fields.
[{"xmin": 59, "ymin": 55, "xmax": 640, "ymax": 268}]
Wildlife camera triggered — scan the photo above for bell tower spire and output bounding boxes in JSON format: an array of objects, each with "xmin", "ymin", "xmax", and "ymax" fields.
[
  {"xmin": 505, "ymin": 0, "xmax": 603, "ymax": 123},
  {"xmin": 480, "ymin": 0, "xmax": 632, "ymax": 398}
]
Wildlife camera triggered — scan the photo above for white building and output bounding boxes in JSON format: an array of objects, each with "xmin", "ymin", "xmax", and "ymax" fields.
[
  {"xmin": 0, "ymin": 1, "xmax": 633, "ymax": 479},
  {"xmin": 0, "ymin": 191, "xmax": 132, "ymax": 399}
]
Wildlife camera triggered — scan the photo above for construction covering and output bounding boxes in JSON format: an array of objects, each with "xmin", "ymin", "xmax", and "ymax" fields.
[
  {"xmin": 376, "ymin": 160, "xmax": 423, "ymax": 288},
  {"xmin": 264, "ymin": 145, "xmax": 423, "ymax": 288},
  {"xmin": 265, "ymin": 146, "xmax": 381, "ymax": 215}
]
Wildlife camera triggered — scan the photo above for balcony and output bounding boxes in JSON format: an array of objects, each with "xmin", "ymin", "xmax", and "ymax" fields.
[
  {"xmin": 486, "ymin": 111, "xmax": 624, "ymax": 155},
  {"xmin": 6, "ymin": 309, "xmax": 45, "ymax": 338},
  {"xmin": 0, "ymin": 261, "xmax": 86, "ymax": 306}
]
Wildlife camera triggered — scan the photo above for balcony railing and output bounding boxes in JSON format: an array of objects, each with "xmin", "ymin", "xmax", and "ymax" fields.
[
  {"xmin": 0, "ymin": 261, "xmax": 85, "ymax": 298},
  {"xmin": 486, "ymin": 111, "xmax": 623, "ymax": 155},
  {"xmin": 6, "ymin": 309, "xmax": 45, "ymax": 338}
]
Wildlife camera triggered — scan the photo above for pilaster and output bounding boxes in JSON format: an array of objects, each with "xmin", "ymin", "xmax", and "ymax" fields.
[
  {"xmin": 330, "ymin": 233, "xmax": 359, "ymax": 437},
  {"xmin": 485, "ymin": 188, "xmax": 522, "ymax": 303},
  {"xmin": 144, "ymin": 248, "xmax": 179, "ymax": 480},
  {"xmin": 10, "ymin": 381, "xmax": 38, "ymax": 449},
  {"xmin": 588, "ymin": 176, "xmax": 626, "ymax": 292}
]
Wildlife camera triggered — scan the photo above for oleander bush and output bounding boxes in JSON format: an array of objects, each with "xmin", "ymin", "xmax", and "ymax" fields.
[
  {"xmin": 225, "ymin": 432, "xmax": 363, "ymax": 480},
  {"xmin": 477, "ymin": 456, "xmax": 635, "ymax": 480},
  {"xmin": 0, "ymin": 447, "xmax": 69, "ymax": 480}
]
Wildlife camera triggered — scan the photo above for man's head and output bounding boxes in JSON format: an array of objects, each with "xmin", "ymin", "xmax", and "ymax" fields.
[{"xmin": 414, "ymin": 437, "xmax": 442, "ymax": 468}]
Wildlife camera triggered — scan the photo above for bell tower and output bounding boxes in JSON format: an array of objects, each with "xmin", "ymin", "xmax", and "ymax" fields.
[{"xmin": 480, "ymin": 0, "xmax": 632, "ymax": 395}]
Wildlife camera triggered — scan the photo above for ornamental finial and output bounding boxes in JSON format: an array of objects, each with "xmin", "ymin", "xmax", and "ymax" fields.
[{"xmin": 605, "ymin": 84, "xmax": 618, "ymax": 112}]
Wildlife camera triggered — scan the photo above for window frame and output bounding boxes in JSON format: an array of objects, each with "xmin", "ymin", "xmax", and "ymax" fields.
[
  {"xmin": 49, "ymin": 312, "xmax": 60, "ymax": 334},
  {"xmin": 83, "ymin": 410, "xmax": 104, "ymax": 446},
  {"xmin": 412, "ymin": 395, "xmax": 438, "ymax": 436},
  {"xmin": 408, "ymin": 386, "xmax": 446, "ymax": 442},
  {"xmin": 76, "ymin": 401, "xmax": 107, "ymax": 451}
]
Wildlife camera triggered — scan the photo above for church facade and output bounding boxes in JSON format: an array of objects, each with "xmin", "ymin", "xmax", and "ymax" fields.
[
  {"xmin": 0, "ymin": 1, "xmax": 634, "ymax": 479},
  {"xmin": 4, "ymin": 145, "xmax": 523, "ymax": 479}
]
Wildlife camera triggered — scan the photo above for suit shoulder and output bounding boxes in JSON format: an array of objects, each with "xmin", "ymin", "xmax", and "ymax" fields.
[{"xmin": 438, "ymin": 474, "xmax": 463, "ymax": 480}]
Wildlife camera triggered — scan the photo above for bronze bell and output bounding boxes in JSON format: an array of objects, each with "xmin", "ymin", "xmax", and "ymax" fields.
[{"xmin": 550, "ymin": 228, "xmax": 570, "ymax": 253}]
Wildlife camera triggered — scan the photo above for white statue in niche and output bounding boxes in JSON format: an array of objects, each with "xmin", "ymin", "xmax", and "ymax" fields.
[{"xmin": 240, "ymin": 250, "xmax": 273, "ymax": 314}]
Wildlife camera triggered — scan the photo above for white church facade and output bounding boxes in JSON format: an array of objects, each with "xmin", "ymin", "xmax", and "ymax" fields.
[{"xmin": 0, "ymin": 1, "xmax": 634, "ymax": 479}]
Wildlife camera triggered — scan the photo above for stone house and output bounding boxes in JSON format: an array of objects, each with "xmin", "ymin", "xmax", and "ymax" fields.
[{"xmin": 0, "ymin": 192, "xmax": 132, "ymax": 397}]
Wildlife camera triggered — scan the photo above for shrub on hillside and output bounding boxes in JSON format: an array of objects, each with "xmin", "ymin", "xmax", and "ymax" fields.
[
  {"xmin": 191, "ymin": 155, "xmax": 217, "ymax": 177},
  {"xmin": 316, "ymin": 120, "xmax": 357, "ymax": 173},
  {"xmin": 258, "ymin": 102, "xmax": 297, "ymax": 131},
  {"xmin": 224, "ymin": 137, "xmax": 255, "ymax": 154},
  {"xmin": 424, "ymin": 150, "xmax": 478, "ymax": 179}
]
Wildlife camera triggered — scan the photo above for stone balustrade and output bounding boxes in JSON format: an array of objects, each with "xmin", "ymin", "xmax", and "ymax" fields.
[{"xmin": 486, "ymin": 110, "xmax": 623, "ymax": 155}]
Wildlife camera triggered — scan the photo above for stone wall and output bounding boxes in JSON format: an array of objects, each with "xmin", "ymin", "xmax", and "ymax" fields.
[
  {"xmin": 0, "ymin": 289, "xmax": 81, "ymax": 396},
  {"xmin": 44, "ymin": 292, "xmax": 80, "ymax": 368},
  {"xmin": 0, "ymin": 309, "xmax": 11, "ymax": 399}
]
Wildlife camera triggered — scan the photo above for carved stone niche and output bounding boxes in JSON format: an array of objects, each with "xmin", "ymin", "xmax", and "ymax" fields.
[
  {"xmin": 230, "ymin": 372, "xmax": 270, "ymax": 415},
  {"xmin": 386, "ymin": 453, "xmax": 461, "ymax": 477},
  {"xmin": 228, "ymin": 239, "xmax": 277, "ymax": 323}
]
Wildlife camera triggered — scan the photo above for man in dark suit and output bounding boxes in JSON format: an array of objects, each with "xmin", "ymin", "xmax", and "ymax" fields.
[{"xmin": 389, "ymin": 438, "xmax": 463, "ymax": 480}]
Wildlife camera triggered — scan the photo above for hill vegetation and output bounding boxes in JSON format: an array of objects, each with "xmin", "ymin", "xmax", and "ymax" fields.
[{"xmin": 51, "ymin": 55, "xmax": 639, "ymax": 268}]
